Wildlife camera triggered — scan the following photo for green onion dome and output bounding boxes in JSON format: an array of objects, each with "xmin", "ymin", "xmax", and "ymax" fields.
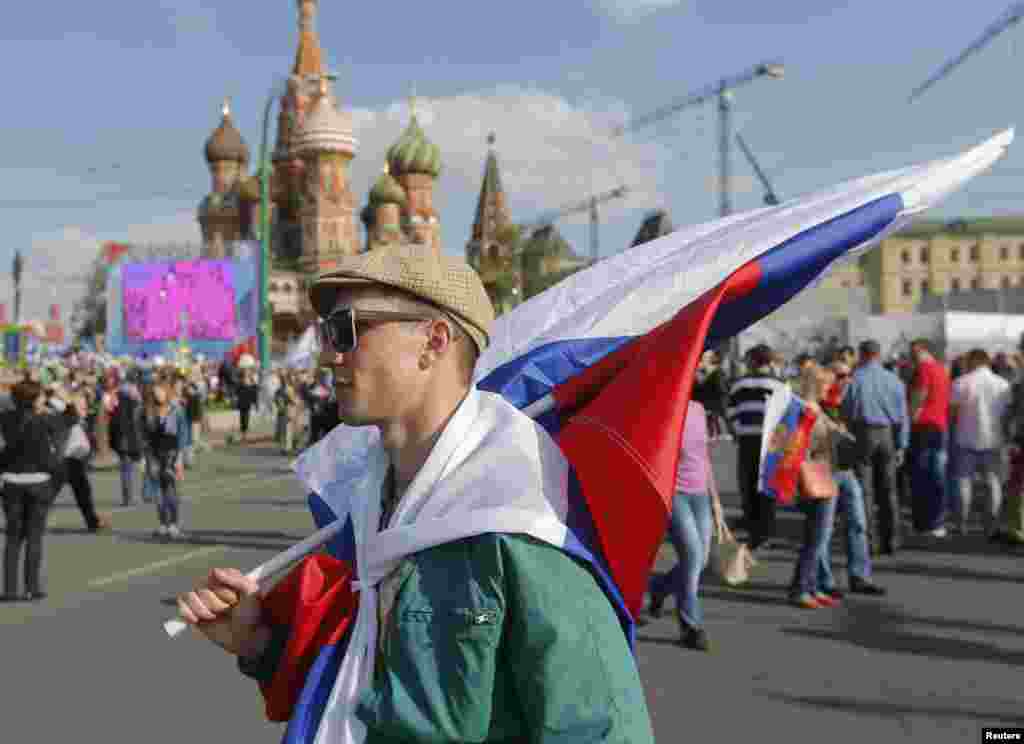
[
  {"xmin": 368, "ymin": 165, "xmax": 407, "ymax": 206},
  {"xmin": 386, "ymin": 115, "xmax": 441, "ymax": 178}
]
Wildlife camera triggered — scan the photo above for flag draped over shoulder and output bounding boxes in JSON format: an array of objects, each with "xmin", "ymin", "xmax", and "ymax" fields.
[
  {"xmin": 267, "ymin": 129, "xmax": 1011, "ymax": 741},
  {"xmin": 757, "ymin": 386, "xmax": 818, "ymax": 506}
]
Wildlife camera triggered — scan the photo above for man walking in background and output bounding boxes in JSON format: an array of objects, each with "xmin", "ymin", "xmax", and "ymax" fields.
[
  {"xmin": 908, "ymin": 338, "xmax": 952, "ymax": 537},
  {"xmin": 950, "ymin": 349, "xmax": 1010, "ymax": 537},
  {"xmin": 727, "ymin": 344, "xmax": 783, "ymax": 549},
  {"xmin": 842, "ymin": 339, "xmax": 910, "ymax": 556}
]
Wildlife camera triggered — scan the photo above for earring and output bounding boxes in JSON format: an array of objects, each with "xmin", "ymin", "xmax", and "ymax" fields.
[{"xmin": 419, "ymin": 354, "xmax": 430, "ymax": 370}]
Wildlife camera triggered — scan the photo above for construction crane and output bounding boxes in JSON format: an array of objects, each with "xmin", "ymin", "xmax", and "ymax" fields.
[
  {"xmin": 909, "ymin": 2, "xmax": 1024, "ymax": 102},
  {"xmin": 522, "ymin": 185, "xmax": 629, "ymax": 262},
  {"xmin": 613, "ymin": 61, "xmax": 784, "ymax": 218},
  {"xmin": 735, "ymin": 132, "xmax": 781, "ymax": 206}
]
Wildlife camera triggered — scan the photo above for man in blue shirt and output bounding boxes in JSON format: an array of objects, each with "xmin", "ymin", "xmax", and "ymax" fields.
[{"xmin": 842, "ymin": 339, "xmax": 910, "ymax": 555}]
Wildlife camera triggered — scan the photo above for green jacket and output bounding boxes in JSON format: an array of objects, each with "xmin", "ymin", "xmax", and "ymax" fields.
[{"xmin": 242, "ymin": 533, "xmax": 654, "ymax": 743}]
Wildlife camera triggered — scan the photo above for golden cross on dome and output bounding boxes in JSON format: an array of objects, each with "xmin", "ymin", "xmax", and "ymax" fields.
[
  {"xmin": 409, "ymin": 84, "xmax": 419, "ymax": 118},
  {"xmin": 487, "ymin": 132, "xmax": 496, "ymax": 147},
  {"xmin": 222, "ymin": 98, "xmax": 231, "ymax": 118}
]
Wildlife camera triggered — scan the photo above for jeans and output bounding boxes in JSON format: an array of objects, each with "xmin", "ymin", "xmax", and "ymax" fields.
[
  {"xmin": 118, "ymin": 456, "xmax": 141, "ymax": 506},
  {"xmin": 819, "ymin": 471, "xmax": 871, "ymax": 587},
  {"xmin": 792, "ymin": 497, "xmax": 836, "ymax": 597},
  {"xmin": 853, "ymin": 424, "xmax": 900, "ymax": 552},
  {"xmin": 954, "ymin": 449, "xmax": 1003, "ymax": 535},
  {"xmin": 650, "ymin": 491, "xmax": 713, "ymax": 629},
  {"xmin": 910, "ymin": 429, "xmax": 948, "ymax": 532},
  {"xmin": 2, "ymin": 481, "xmax": 57, "ymax": 595},
  {"xmin": 142, "ymin": 458, "xmax": 157, "ymax": 503},
  {"xmin": 151, "ymin": 454, "xmax": 181, "ymax": 527}
]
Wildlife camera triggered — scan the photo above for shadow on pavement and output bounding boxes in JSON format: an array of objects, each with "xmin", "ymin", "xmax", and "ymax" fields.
[
  {"xmin": 781, "ymin": 601, "xmax": 1024, "ymax": 667},
  {"xmin": 113, "ymin": 528, "xmax": 302, "ymax": 552},
  {"xmin": 756, "ymin": 690, "xmax": 1024, "ymax": 726},
  {"xmin": 227, "ymin": 497, "xmax": 309, "ymax": 508},
  {"xmin": 870, "ymin": 559, "xmax": 1024, "ymax": 585},
  {"xmin": 700, "ymin": 583, "xmax": 792, "ymax": 607}
]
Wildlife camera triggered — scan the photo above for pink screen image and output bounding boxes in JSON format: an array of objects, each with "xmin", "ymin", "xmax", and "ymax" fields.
[{"xmin": 122, "ymin": 260, "xmax": 238, "ymax": 341}]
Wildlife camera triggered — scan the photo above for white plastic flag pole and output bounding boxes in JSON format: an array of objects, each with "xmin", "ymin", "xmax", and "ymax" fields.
[{"xmin": 163, "ymin": 517, "xmax": 349, "ymax": 639}]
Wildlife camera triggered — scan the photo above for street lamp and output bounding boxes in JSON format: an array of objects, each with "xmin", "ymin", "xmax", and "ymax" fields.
[{"xmin": 258, "ymin": 79, "xmax": 287, "ymax": 382}]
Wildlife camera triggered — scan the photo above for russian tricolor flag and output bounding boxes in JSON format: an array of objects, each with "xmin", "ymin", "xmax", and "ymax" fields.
[
  {"xmin": 757, "ymin": 386, "xmax": 818, "ymax": 506},
  {"xmin": 261, "ymin": 130, "xmax": 1011, "ymax": 740}
]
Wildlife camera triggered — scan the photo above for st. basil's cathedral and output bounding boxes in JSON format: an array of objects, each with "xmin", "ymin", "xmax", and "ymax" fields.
[
  {"xmin": 197, "ymin": 0, "xmax": 590, "ymax": 353},
  {"xmin": 197, "ymin": 0, "xmax": 448, "ymax": 352}
]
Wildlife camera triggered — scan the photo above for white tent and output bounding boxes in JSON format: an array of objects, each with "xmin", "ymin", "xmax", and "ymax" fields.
[{"xmin": 849, "ymin": 311, "xmax": 1024, "ymax": 359}]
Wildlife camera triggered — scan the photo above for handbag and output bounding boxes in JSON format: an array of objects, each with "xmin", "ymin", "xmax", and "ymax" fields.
[
  {"xmin": 712, "ymin": 519, "xmax": 757, "ymax": 586},
  {"xmin": 709, "ymin": 464, "xmax": 757, "ymax": 586},
  {"xmin": 64, "ymin": 423, "xmax": 92, "ymax": 460},
  {"xmin": 799, "ymin": 460, "xmax": 837, "ymax": 500}
]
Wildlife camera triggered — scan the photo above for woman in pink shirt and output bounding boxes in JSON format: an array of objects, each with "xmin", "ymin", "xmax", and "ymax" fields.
[{"xmin": 645, "ymin": 398, "xmax": 722, "ymax": 651}]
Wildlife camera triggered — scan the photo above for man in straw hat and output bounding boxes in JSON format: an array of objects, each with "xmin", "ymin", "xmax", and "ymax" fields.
[{"xmin": 175, "ymin": 244, "xmax": 654, "ymax": 743}]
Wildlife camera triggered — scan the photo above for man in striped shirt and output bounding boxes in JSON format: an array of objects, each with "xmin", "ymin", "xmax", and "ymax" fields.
[{"xmin": 727, "ymin": 344, "xmax": 784, "ymax": 549}]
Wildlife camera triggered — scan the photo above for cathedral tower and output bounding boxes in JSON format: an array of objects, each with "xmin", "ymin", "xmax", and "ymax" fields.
[
  {"xmin": 199, "ymin": 100, "xmax": 249, "ymax": 258},
  {"xmin": 362, "ymin": 163, "xmax": 407, "ymax": 251},
  {"xmin": 466, "ymin": 132, "xmax": 511, "ymax": 268},
  {"xmin": 386, "ymin": 108, "xmax": 442, "ymax": 255},
  {"xmin": 291, "ymin": 75, "xmax": 359, "ymax": 274}
]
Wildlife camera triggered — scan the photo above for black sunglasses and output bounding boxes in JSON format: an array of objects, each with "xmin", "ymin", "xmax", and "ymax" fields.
[{"xmin": 316, "ymin": 307, "xmax": 435, "ymax": 353}]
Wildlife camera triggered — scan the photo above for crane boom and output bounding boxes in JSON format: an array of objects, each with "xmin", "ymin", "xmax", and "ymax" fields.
[
  {"xmin": 735, "ymin": 133, "xmax": 780, "ymax": 206},
  {"xmin": 524, "ymin": 186, "xmax": 628, "ymax": 233},
  {"xmin": 909, "ymin": 2, "xmax": 1024, "ymax": 102},
  {"xmin": 613, "ymin": 61, "xmax": 784, "ymax": 136}
]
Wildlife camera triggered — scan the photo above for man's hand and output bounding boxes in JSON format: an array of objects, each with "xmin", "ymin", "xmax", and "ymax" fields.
[
  {"xmin": 176, "ymin": 568, "xmax": 269, "ymax": 657},
  {"xmin": 893, "ymin": 450, "xmax": 905, "ymax": 468}
]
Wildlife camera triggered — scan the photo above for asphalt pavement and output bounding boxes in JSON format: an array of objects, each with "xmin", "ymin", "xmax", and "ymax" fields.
[{"xmin": 2, "ymin": 436, "xmax": 1023, "ymax": 743}]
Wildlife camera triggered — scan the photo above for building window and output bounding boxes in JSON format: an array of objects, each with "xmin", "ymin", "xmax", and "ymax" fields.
[
  {"xmin": 901, "ymin": 250, "xmax": 911, "ymax": 264},
  {"xmin": 921, "ymin": 279, "xmax": 930, "ymax": 295},
  {"xmin": 1001, "ymin": 244, "xmax": 1010, "ymax": 261},
  {"xmin": 970, "ymin": 243, "xmax": 980, "ymax": 262},
  {"xmin": 1003, "ymin": 276, "xmax": 1013, "ymax": 289},
  {"xmin": 952, "ymin": 247, "xmax": 960, "ymax": 262},
  {"xmin": 902, "ymin": 279, "xmax": 912, "ymax": 296},
  {"xmin": 1019, "ymin": 243, "xmax": 1024, "ymax": 260},
  {"xmin": 920, "ymin": 246, "xmax": 930, "ymax": 263},
  {"xmin": 971, "ymin": 277, "xmax": 981, "ymax": 290},
  {"xmin": 951, "ymin": 277, "xmax": 961, "ymax": 292}
]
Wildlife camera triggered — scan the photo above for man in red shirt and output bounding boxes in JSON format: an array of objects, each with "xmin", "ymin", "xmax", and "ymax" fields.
[{"xmin": 909, "ymin": 338, "xmax": 951, "ymax": 537}]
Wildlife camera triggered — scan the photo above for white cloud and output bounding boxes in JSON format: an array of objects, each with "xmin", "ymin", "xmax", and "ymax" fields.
[
  {"xmin": 347, "ymin": 85, "xmax": 672, "ymax": 230},
  {"xmin": 592, "ymin": 0, "xmax": 683, "ymax": 21},
  {"xmin": 20, "ymin": 211, "xmax": 201, "ymax": 325}
]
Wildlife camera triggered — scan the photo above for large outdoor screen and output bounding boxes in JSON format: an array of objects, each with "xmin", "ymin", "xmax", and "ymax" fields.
[{"xmin": 122, "ymin": 260, "xmax": 238, "ymax": 342}]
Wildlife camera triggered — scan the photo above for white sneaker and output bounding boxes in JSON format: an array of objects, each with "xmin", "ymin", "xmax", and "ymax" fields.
[
  {"xmin": 923, "ymin": 527, "xmax": 948, "ymax": 538},
  {"xmin": 153, "ymin": 525, "xmax": 170, "ymax": 539},
  {"xmin": 167, "ymin": 524, "xmax": 184, "ymax": 540}
]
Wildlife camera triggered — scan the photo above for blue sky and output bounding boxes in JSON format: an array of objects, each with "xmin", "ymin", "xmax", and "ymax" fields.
[{"xmin": 3, "ymin": 0, "xmax": 1024, "ymax": 324}]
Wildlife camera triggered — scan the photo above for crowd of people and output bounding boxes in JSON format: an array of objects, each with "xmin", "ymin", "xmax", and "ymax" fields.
[
  {"xmin": 643, "ymin": 334, "xmax": 1024, "ymax": 652},
  {"xmin": 0, "ymin": 350, "xmax": 347, "ymax": 602}
]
